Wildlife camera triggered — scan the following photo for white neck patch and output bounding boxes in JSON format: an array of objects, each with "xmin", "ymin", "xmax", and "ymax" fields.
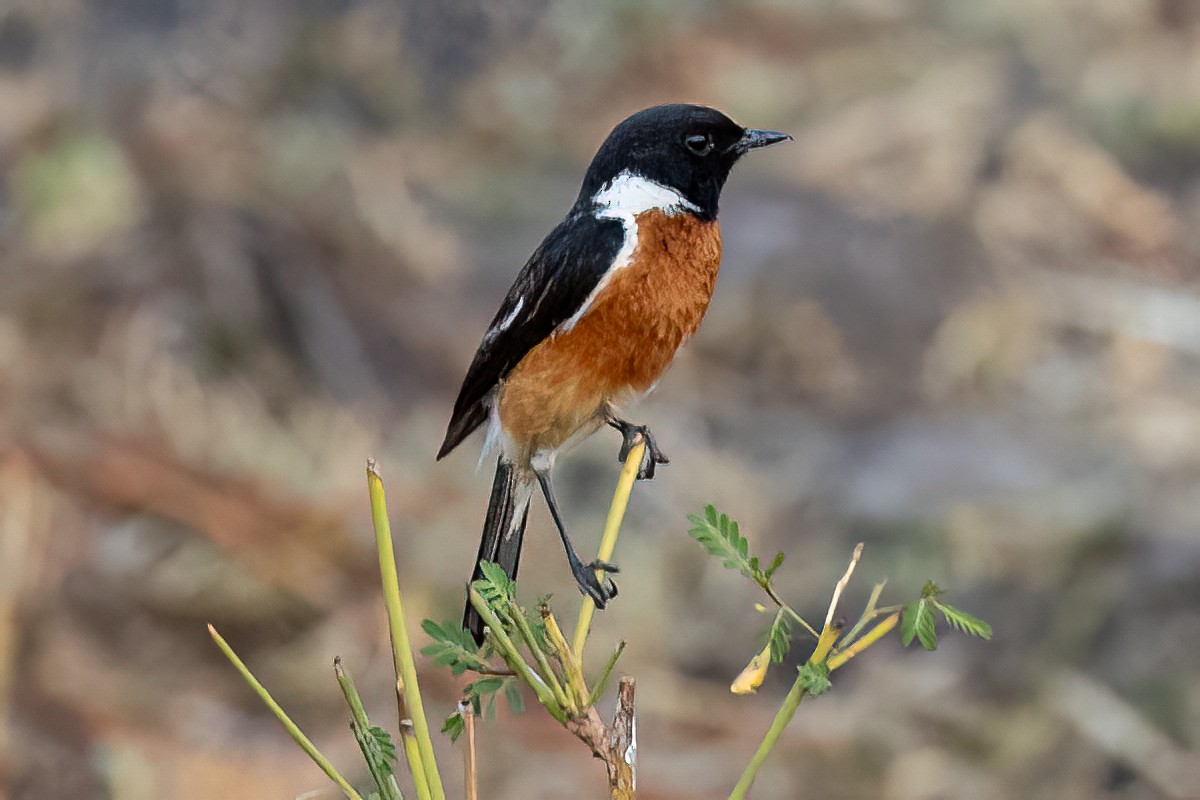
[
  {"xmin": 556, "ymin": 171, "xmax": 700, "ymax": 334},
  {"xmin": 592, "ymin": 171, "xmax": 699, "ymax": 219}
]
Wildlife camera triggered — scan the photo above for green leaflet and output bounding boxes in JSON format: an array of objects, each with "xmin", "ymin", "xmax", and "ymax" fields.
[
  {"xmin": 687, "ymin": 505, "xmax": 755, "ymax": 578},
  {"xmin": 796, "ymin": 661, "xmax": 831, "ymax": 696},
  {"xmin": 934, "ymin": 600, "xmax": 993, "ymax": 640},
  {"xmin": 420, "ymin": 619, "xmax": 492, "ymax": 676},
  {"xmin": 766, "ymin": 610, "xmax": 793, "ymax": 664},
  {"xmin": 687, "ymin": 505, "xmax": 784, "ymax": 590},
  {"xmin": 900, "ymin": 588, "xmax": 992, "ymax": 651},
  {"xmin": 901, "ymin": 597, "xmax": 938, "ymax": 650}
]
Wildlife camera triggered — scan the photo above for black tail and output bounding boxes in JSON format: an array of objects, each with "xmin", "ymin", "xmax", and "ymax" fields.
[{"xmin": 464, "ymin": 459, "xmax": 533, "ymax": 644}]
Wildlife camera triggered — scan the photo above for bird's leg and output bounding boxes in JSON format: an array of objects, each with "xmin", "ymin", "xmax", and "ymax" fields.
[
  {"xmin": 606, "ymin": 416, "xmax": 670, "ymax": 480},
  {"xmin": 534, "ymin": 469, "xmax": 618, "ymax": 607}
]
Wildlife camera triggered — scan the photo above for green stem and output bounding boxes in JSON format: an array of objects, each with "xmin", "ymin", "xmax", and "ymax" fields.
[
  {"xmin": 729, "ymin": 673, "xmax": 809, "ymax": 799},
  {"xmin": 367, "ymin": 460, "xmax": 444, "ymax": 800},
  {"xmin": 468, "ymin": 588, "xmax": 566, "ymax": 722},
  {"xmin": 828, "ymin": 612, "xmax": 899, "ymax": 671},
  {"xmin": 837, "ymin": 581, "xmax": 886, "ymax": 651},
  {"xmin": 541, "ymin": 606, "xmax": 589, "ymax": 708},
  {"xmin": 508, "ymin": 601, "xmax": 573, "ymax": 713},
  {"xmin": 573, "ymin": 442, "xmax": 644, "ymax": 658},
  {"xmin": 762, "ymin": 584, "xmax": 819, "ymax": 639},
  {"xmin": 336, "ymin": 658, "xmax": 404, "ymax": 800},
  {"xmin": 731, "ymin": 614, "xmax": 842, "ymax": 797},
  {"xmin": 588, "ymin": 641, "xmax": 626, "ymax": 706},
  {"xmin": 208, "ymin": 625, "xmax": 363, "ymax": 800}
]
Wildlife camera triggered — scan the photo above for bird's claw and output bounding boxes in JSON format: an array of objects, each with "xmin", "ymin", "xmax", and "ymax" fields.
[
  {"xmin": 573, "ymin": 560, "xmax": 619, "ymax": 607},
  {"xmin": 607, "ymin": 419, "xmax": 670, "ymax": 480}
]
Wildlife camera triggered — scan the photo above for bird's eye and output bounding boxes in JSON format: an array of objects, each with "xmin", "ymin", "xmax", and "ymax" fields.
[{"xmin": 684, "ymin": 132, "xmax": 714, "ymax": 156}]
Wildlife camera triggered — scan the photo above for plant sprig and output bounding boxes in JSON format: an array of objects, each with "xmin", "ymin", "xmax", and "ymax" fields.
[
  {"xmin": 687, "ymin": 504, "xmax": 993, "ymax": 798},
  {"xmin": 687, "ymin": 505, "xmax": 785, "ymax": 588},
  {"xmin": 900, "ymin": 579, "xmax": 993, "ymax": 651},
  {"xmin": 424, "ymin": 443, "xmax": 650, "ymax": 800},
  {"xmin": 687, "ymin": 505, "xmax": 818, "ymax": 638},
  {"xmin": 206, "ymin": 460, "xmax": 453, "ymax": 800},
  {"xmin": 765, "ymin": 609, "xmax": 792, "ymax": 664},
  {"xmin": 336, "ymin": 658, "xmax": 402, "ymax": 800},
  {"xmin": 421, "ymin": 620, "xmax": 493, "ymax": 676},
  {"xmin": 689, "ymin": 505, "xmax": 992, "ymax": 672}
]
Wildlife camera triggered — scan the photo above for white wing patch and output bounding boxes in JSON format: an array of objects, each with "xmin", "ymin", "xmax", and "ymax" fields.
[
  {"xmin": 559, "ymin": 171, "xmax": 699, "ymax": 333},
  {"xmin": 484, "ymin": 296, "xmax": 524, "ymax": 343}
]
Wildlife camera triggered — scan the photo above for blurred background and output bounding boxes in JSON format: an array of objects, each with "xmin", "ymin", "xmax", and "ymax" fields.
[{"xmin": 2, "ymin": 0, "xmax": 1200, "ymax": 798}]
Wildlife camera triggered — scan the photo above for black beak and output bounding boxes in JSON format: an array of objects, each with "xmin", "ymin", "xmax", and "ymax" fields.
[{"xmin": 733, "ymin": 128, "xmax": 792, "ymax": 154}]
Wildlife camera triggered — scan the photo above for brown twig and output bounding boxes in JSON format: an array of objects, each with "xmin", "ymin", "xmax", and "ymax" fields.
[
  {"xmin": 562, "ymin": 678, "xmax": 638, "ymax": 799},
  {"xmin": 459, "ymin": 700, "xmax": 478, "ymax": 800},
  {"xmin": 607, "ymin": 678, "xmax": 637, "ymax": 799}
]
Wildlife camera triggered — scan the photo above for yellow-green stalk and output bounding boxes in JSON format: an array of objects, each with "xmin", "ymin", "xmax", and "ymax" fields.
[
  {"xmin": 208, "ymin": 625, "xmax": 363, "ymax": 800},
  {"xmin": 573, "ymin": 442, "xmax": 645, "ymax": 659},
  {"xmin": 367, "ymin": 460, "xmax": 445, "ymax": 800}
]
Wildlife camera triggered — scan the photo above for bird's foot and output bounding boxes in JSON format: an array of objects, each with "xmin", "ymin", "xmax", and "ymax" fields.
[
  {"xmin": 607, "ymin": 418, "xmax": 669, "ymax": 480},
  {"xmin": 572, "ymin": 559, "xmax": 619, "ymax": 607}
]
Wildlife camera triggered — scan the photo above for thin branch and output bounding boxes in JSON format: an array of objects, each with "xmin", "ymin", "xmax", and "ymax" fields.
[
  {"xmin": 509, "ymin": 600, "xmax": 572, "ymax": 712},
  {"xmin": 468, "ymin": 587, "xmax": 565, "ymax": 721},
  {"xmin": 543, "ymin": 605, "xmax": 590, "ymax": 708},
  {"xmin": 728, "ymin": 668, "xmax": 807, "ymax": 800},
  {"xmin": 336, "ymin": 658, "xmax": 404, "ymax": 800},
  {"xmin": 763, "ymin": 587, "xmax": 820, "ymax": 639},
  {"xmin": 589, "ymin": 641, "xmax": 627, "ymax": 706},
  {"xmin": 573, "ymin": 442, "xmax": 645, "ymax": 658},
  {"xmin": 208, "ymin": 625, "xmax": 363, "ymax": 800},
  {"xmin": 837, "ymin": 580, "xmax": 886, "ymax": 651},
  {"xmin": 730, "ymin": 544, "xmax": 864, "ymax": 799},
  {"xmin": 828, "ymin": 612, "xmax": 899, "ymax": 671},
  {"xmin": 824, "ymin": 542, "xmax": 863, "ymax": 630},
  {"xmin": 459, "ymin": 700, "xmax": 478, "ymax": 800},
  {"xmin": 367, "ymin": 459, "xmax": 444, "ymax": 800}
]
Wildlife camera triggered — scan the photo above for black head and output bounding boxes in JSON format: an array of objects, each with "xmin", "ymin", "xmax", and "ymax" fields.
[{"xmin": 576, "ymin": 104, "xmax": 791, "ymax": 221}]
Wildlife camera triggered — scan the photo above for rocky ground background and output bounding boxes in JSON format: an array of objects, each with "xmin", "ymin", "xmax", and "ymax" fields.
[{"xmin": 2, "ymin": 1, "xmax": 1200, "ymax": 798}]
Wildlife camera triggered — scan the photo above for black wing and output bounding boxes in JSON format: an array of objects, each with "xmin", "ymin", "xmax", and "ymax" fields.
[{"xmin": 437, "ymin": 211, "xmax": 626, "ymax": 459}]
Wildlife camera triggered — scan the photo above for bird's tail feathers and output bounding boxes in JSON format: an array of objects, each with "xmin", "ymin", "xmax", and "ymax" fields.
[{"xmin": 464, "ymin": 459, "xmax": 534, "ymax": 645}]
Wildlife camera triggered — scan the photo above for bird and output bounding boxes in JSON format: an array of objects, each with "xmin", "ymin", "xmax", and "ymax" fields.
[{"xmin": 437, "ymin": 103, "xmax": 791, "ymax": 643}]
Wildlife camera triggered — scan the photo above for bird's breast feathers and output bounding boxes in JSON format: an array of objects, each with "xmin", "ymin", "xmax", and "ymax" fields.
[{"xmin": 560, "ymin": 171, "xmax": 701, "ymax": 332}]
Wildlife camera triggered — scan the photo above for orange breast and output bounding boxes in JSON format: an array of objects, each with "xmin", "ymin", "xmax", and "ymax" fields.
[{"xmin": 499, "ymin": 210, "xmax": 722, "ymax": 457}]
